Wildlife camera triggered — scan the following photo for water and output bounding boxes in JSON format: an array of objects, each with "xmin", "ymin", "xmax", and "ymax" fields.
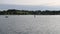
[{"xmin": 0, "ymin": 15, "xmax": 60, "ymax": 34}]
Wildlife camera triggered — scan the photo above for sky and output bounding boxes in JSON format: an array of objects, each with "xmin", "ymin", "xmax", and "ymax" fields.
[
  {"xmin": 0, "ymin": 0, "xmax": 60, "ymax": 10},
  {"xmin": 1, "ymin": 0, "xmax": 60, "ymax": 6}
]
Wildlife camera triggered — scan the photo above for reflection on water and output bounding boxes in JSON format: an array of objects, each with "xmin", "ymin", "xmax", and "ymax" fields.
[{"xmin": 0, "ymin": 15, "xmax": 60, "ymax": 34}]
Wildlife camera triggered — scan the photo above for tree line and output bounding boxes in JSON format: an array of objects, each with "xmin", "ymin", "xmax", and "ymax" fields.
[{"xmin": 0, "ymin": 9, "xmax": 60, "ymax": 15}]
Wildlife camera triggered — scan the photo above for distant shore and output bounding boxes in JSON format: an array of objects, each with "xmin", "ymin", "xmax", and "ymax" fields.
[{"xmin": 0, "ymin": 9, "xmax": 60, "ymax": 15}]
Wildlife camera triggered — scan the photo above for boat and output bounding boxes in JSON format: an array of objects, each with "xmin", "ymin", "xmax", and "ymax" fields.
[{"xmin": 5, "ymin": 16, "xmax": 8, "ymax": 18}]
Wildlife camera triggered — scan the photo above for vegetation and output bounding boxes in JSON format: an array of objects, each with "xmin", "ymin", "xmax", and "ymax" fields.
[{"xmin": 0, "ymin": 9, "xmax": 60, "ymax": 15}]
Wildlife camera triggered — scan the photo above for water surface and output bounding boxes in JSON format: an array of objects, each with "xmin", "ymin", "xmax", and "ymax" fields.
[{"xmin": 0, "ymin": 15, "xmax": 60, "ymax": 34}]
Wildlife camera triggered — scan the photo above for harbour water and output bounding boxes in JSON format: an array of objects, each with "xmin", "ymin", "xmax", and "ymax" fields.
[{"xmin": 0, "ymin": 15, "xmax": 60, "ymax": 34}]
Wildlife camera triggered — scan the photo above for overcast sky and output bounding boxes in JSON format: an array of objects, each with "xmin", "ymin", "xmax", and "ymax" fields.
[
  {"xmin": 1, "ymin": 0, "xmax": 60, "ymax": 10},
  {"xmin": 1, "ymin": 0, "xmax": 60, "ymax": 6}
]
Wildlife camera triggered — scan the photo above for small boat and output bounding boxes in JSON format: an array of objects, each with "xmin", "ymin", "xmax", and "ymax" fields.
[{"xmin": 5, "ymin": 16, "xmax": 8, "ymax": 18}]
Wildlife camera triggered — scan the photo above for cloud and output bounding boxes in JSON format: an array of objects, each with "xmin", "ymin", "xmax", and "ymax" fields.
[
  {"xmin": 0, "ymin": 4, "xmax": 60, "ymax": 10},
  {"xmin": 0, "ymin": 0, "xmax": 3, "ymax": 4},
  {"xmin": 1, "ymin": 0, "xmax": 60, "ymax": 6}
]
